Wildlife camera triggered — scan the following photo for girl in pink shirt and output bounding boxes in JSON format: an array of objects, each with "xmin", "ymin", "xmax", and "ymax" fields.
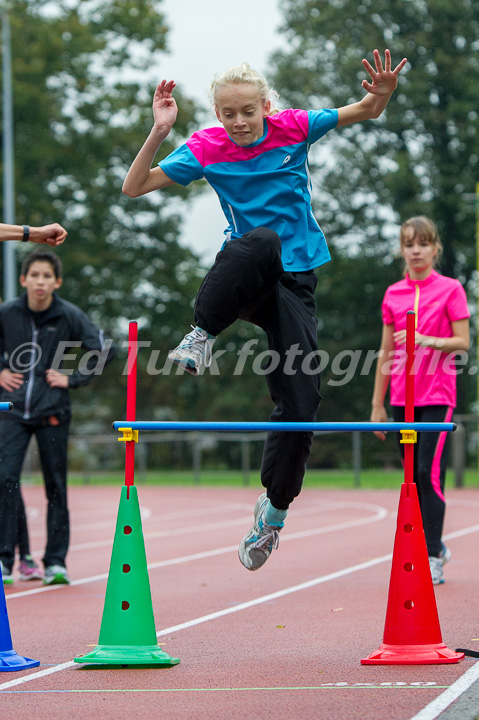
[{"xmin": 371, "ymin": 217, "xmax": 470, "ymax": 585}]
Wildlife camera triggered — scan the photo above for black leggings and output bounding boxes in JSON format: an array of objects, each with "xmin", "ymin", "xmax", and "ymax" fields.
[
  {"xmin": 392, "ymin": 405, "xmax": 452, "ymax": 557},
  {"xmin": 194, "ymin": 227, "xmax": 322, "ymax": 510}
]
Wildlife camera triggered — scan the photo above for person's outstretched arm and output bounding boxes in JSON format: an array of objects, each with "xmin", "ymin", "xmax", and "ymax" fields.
[
  {"xmin": 0, "ymin": 223, "xmax": 67, "ymax": 246},
  {"xmin": 337, "ymin": 49, "xmax": 407, "ymax": 127},
  {"xmin": 123, "ymin": 80, "xmax": 179, "ymax": 197}
]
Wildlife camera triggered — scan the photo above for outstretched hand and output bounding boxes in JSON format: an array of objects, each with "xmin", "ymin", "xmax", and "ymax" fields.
[
  {"xmin": 362, "ymin": 49, "xmax": 407, "ymax": 96},
  {"xmin": 153, "ymin": 80, "xmax": 178, "ymax": 132}
]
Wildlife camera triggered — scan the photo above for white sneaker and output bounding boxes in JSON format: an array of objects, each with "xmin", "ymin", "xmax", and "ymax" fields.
[
  {"xmin": 440, "ymin": 543, "xmax": 451, "ymax": 565},
  {"xmin": 238, "ymin": 493, "xmax": 282, "ymax": 571},
  {"xmin": 429, "ymin": 556, "xmax": 445, "ymax": 585},
  {"xmin": 43, "ymin": 565, "xmax": 70, "ymax": 585},
  {"xmin": 0, "ymin": 560, "xmax": 13, "ymax": 585},
  {"xmin": 168, "ymin": 326, "xmax": 216, "ymax": 376},
  {"xmin": 429, "ymin": 545, "xmax": 451, "ymax": 585}
]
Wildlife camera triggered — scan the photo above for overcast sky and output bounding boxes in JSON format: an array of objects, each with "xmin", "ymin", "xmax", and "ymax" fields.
[{"xmin": 158, "ymin": 0, "xmax": 283, "ymax": 264}]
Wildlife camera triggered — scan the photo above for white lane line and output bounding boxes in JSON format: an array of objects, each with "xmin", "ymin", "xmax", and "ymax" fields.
[
  {"xmin": 25, "ymin": 503, "xmax": 257, "ymax": 540},
  {"xmin": 408, "ymin": 661, "xmax": 479, "ymax": 720},
  {"xmin": 442, "ymin": 524, "xmax": 479, "ymax": 541},
  {"xmin": 6, "ymin": 516, "xmax": 477, "ymax": 603},
  {"xmin": 26, "ymin": 501, "xmax": 347, "ymax": 550},
  {"xmin": 0, "ymin": 662, "xmax": 75, "ymax": 690},
  {"xmin": 0, "ymin": 552, "xmax": 392, "ymax": 691},
  {"xmin": 2, "ymin": 520, "xmax": 479, "ymax": 693},
  {"xmin": 66, "ymin": 501, "xmax": 386, "ymax": 553},
  {"xmin": 153, "ymin": 553, "xmax": 393, "ymax": 639},
  {"xmin": 6, "ymin": 514, "xmax": 473, "ymax": 603},
  {"xmin": 5, "ymin": 502, "xmax": 388, "ymax": 599}
]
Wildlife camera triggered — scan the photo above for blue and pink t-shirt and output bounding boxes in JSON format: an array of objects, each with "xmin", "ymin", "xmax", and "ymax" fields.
[
  {"xmin": 382, "ymin": 270, "xmax": 470, "ymax": 407},
  {"xmin": 159, "ymin": 108, "xmax": 338, "ymax": 272}
]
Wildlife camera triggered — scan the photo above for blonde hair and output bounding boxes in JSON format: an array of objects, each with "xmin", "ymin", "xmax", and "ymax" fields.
[
  {"xmin": 400, "ymin": 216, "xmax": 443, "ymax": 274},
  {"xmin": 210, "ymin": 62, "xmax": 281, "ymax": 115}
]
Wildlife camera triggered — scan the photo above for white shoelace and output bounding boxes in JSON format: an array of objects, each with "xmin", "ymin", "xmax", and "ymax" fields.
[
  {"xmin": 180, "ymin": 326, "xmax": 214, "ymax": 368},
  {"xmin": 254, "ymin": 525, "xmax": 280, "ymax": 551}
]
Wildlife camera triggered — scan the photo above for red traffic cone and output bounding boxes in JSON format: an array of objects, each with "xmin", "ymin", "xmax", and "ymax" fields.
[{"xmin": 362, "ymin": 482, "xmax": 464, "ymax": 664}]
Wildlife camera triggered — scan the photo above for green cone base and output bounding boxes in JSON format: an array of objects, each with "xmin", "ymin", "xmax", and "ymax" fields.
[{"xmin": 74, "ymin": 644, "xmax": 179, "ymax": 666}]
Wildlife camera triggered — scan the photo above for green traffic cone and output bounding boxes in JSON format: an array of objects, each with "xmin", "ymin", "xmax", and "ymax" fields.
[{"xmin": 74, "ymin": 485, "xmax": 179, "ymax": 666}]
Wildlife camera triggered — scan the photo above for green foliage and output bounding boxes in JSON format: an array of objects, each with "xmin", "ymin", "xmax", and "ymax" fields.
[
  {"xmin": 273, "ymin": 0, "xmax": 478, "ymax": 273},
  {"xmin": 270, "ymin": 0, "xmax": 478, "ymax": 466},
  {"xmin": 1, "ymin": 0, "xmax": 205, "ymax": 428},
  {"xmin": 2, "ymin": 1, "xmax": 477, "ymax": 474}
]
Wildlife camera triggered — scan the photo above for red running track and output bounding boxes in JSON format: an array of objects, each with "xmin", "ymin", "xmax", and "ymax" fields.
[{"xmin": 1, "ymin": 483, "xmax": 479, "ymax": 720}]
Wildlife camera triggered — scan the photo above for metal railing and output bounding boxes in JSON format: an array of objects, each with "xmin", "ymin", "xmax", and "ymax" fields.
[{"xmin": 22, "ymin": 415, "xmax": 476, "ymax": 487}]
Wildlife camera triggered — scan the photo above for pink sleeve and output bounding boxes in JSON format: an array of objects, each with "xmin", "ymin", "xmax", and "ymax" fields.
[
  {"xmin": 381, "ymin": 291, "xmax": 394, "ymax": 325},
  {"xmin": 447, "ymin": 282, "xmax": 470, "ymax": 322}
]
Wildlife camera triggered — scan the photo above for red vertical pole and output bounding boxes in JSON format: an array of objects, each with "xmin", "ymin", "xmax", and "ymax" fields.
[
  {"xmin": 125, "ymin": 321, "xmax": 138, "ymax": 494},
  {"xmin": 404, "ymin": 311, "xmax": 415, "ymax": 484}
]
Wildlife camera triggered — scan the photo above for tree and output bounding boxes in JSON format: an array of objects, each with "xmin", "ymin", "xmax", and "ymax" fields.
[
  {"xmin": 272, "ymin": 0, "xmax": 478, "ymax": 276},
  {"xmin": 1, "ymin": 0, "xmax": 205, "ymax": 429},
  {"xmin": 268, "ymin": 0, "xmax": 478, "ymax": 465}
]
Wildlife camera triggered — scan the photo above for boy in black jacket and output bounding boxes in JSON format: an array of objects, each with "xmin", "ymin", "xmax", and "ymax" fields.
[{"xmin": 0, "ymin": 249, "xmax": 116, "ymax": 585}]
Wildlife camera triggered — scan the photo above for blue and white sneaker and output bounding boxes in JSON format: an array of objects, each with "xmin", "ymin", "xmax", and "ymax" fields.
[
  {"xmin": 429, "ymin": 544, "xmax": 451, "ymax": 585},
  {"xmin": 238, "ymin": 493, "xmax": 282, "ymax": 571},
  {"xmin": 0, "ymin": 560, "xmax": 13, "ymax": 585},
  {"xmin": 168, "ymin": 326, "xmax": 216, "ymax": 376}
]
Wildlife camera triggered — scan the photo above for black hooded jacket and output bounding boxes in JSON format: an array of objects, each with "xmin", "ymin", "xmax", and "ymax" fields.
[{"xmin": 0, "ymin": 293, "xmax": 117, "ymax": 422}]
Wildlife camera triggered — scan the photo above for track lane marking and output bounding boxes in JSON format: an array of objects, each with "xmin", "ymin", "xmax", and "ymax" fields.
[
  {"xmin": 408, "ymin": 660, "xmax": 479, "ymax": 720},
  {"xmin": 1, "ymin": 519, "xmax": 478, "ymax": 692},
  {"xmin": 0, "ymin": 552, "xmax": 393, "ymax": 690},
  {"xmin": 5, "ymin": 501, "xmax": 388, "ymax": 599},
  {"xmin": 2, "ymin": 516, "xmax": 478, "ymax": 718},
  {"xmin": 1, "ymin": 684, "xmax": 450, "ymax": 694},
  {"xmin": 24, "ymin": 502, "xmax": 258, "ymax": 541}
]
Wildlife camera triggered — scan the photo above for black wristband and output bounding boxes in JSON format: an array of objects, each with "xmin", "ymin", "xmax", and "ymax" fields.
[{"xmin": 22, "ymin": 225, "xmax": 30, "ymax": 243}]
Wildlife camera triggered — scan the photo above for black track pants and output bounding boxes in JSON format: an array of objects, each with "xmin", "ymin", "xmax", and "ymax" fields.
[
  {"xmin": 194, "ymin": 227, "xmax": 322, "ymax": 509},
  {"xmin": 392, "ymin": 405, "xmax": 452, "ymax": 557},
  {"xmin": 0, "ymin": 416, "xmax": 70, "ymax": 571}
]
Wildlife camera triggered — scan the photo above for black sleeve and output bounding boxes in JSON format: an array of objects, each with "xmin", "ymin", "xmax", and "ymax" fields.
[{"xmin": 66, "ymin": 307, "xmax": 117, "ymax": 389}]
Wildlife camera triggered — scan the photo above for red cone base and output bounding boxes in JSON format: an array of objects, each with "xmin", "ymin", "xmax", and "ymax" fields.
[
  {"xmin": 362, "ymin": 642, "xmax": 464, "ymax": 665},
  {"xmin": 361, "ymin": 482, "xmax": 464, "ymax": 665}
]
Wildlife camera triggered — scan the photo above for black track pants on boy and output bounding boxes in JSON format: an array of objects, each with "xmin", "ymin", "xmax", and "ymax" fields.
[
  {"xmin": 0, "ymin": 416, "xmax": 70, "ymax": 572},
  {"xmin": 194, "ymin": 227, "xmax": 322, "ymax": 510},
  {"xmin": 391, "ymin": 405, "xmax": 452, "ymax": 558}
]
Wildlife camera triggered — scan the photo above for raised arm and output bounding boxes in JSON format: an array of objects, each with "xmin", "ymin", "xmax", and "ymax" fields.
[
  {"xmin": 337, "ymin": 49, "xmax": 407, "ymax": 128},
  {"xmin": 122, "ymin": 80, "xmax": 179, "ymax": 198}
]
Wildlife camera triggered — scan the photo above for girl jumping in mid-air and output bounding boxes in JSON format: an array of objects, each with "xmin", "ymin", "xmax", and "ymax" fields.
[{"xmin": 123, "ymin": 50, "xmax": 407, "ymax": 572}]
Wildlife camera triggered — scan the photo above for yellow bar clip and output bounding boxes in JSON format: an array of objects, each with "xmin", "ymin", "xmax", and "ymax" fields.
[
  {"xmin": 117, "ymin": 427, "xmax": 139, "ymax": 443},
  {"xmin": 400, "ymin": 429, "xmax": 417, "ymax": 444}
]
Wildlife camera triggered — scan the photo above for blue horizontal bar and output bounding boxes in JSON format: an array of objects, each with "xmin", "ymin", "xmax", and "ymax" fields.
[
  {"xmin": 113, "ymin": 421, "xmax": 456, "ymax": 433},
  {"xmin": 0, "ymin": 402, "xmax": 12, "ymax": 412}
]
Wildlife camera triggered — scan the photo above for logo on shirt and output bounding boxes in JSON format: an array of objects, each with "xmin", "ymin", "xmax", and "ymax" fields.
[{"xmin": 281, "ymin": 155, "xmax": 291, "ymax": 166}]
